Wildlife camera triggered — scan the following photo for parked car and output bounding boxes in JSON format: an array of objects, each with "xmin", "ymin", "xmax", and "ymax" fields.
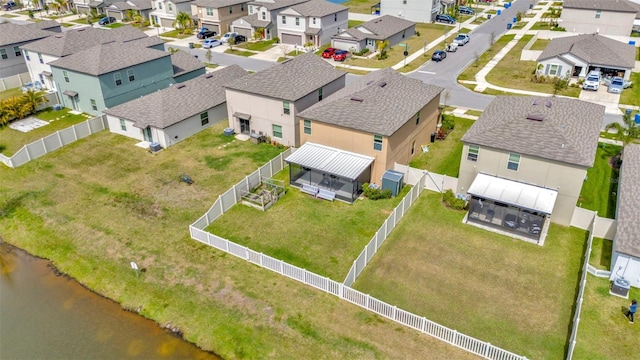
[
  {"xmin": 333, "ymin": 50, "xmax": 350, "ymax": 61},
  {"xmin": 220, "ymin": 32, "xmax": 238, "ymax": 43},
  {"xmin": 230, "ymin": 34, "xmax": 246, "ymax": 44},
  {"xmin": 98, "ymin": 17, "xmax": 116, "ymax": 25},
  {"xmin": 3, "ymin": 1, "xmax": 16, "ymax": 10},
  {"xmin": 445, "ymin": 43, "xmax": 458, "ymax": 52},
  {"xmin": 322, "ymin": 47, "xmax": 337, "ymax": 59},
  {"xmin": 431, "ymin": 50, "xmax": 447, "ymax": 62},
  {"xmin": 435, "ymin": 14, "xmax": 456, "ymax": 24},
  {"xmin": 202, "ymin": 39, "xmax": 222, "ymax": 49},
  {"xmin": 582, "ymin": 70, "xmax": 601, "ymax": 91},
  {"xmin": 453, "ymin": 34, "xmax": 470, "ymax": 46},
  {"xmin": 458, "ymin": 6, "xmax": 475, "ymax": 15},
  {"xmin": 197, "ymin": 30, "xmax": 217, "ymax": 39},
  {"xmin": 607, "ymin": 76, "xmax": 624, "ymax": 94}
]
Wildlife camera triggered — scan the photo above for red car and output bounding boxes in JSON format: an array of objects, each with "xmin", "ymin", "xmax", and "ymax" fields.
[
  {"xmin": 332, "ymin": 50, "xmax": 350, "ymax": 62},
  {"xmin": 322, "ymin": 47, "xmax": 337, "ymax": 59}
]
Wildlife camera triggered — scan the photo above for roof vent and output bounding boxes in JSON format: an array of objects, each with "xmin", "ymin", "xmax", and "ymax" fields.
[
  {"xmin": 77, "ymin": 28, "xmax": 86, "ymax": 32},
  {"xmin": 350, "ymin": 96, "xmax": 364, "ymax": 102},
  {"xmin": 378, "ymin": 81, "xmax": 387, "ymax": 88},
  {"xmin": 366, "ymin": 80, "xmax": 374, "ymax": 85},
  {"xmin": 176, "ymin": 84, "xmax": 186, "ymax": 89},
  {"xmin": 545, "ymin": 99, "xmax": 552, "ymax": 108},
  {"xmin": 205, "ymin": 74, "xmax": 213, "ymax": 78},
  {"xmin": 526, "ymin": 113, "xmax": 544, "ymax": 121},
  {"xmin": 532, "ymin": 99, "xmax": 540, "ymax": 106}
]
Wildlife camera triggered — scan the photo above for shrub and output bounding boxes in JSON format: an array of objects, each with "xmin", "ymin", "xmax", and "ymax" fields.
[
  {"xmin": 272, "ymin": 37, "xmax": 280, "ymax": 43},
  {"xmin": 416, "ymin": 31, "xmax": 421, "ymax": 36},
  {"xmin": 441, "ymin": 115, "xmax": 455, "ymax": 132},
  {"xmin": 362, "ymin": 183, "xmax": 392, "ymax": 200},
  {"xmin": 442, "ymin": 189, "xmax": 466, "ymax": 210},
  {"xmin": 377, "ymin": 49, "xmax": 388, "ymax": 60},
  {"xmin": 354, "ymin": 48, "xmax": 370, "ymax": 56}
]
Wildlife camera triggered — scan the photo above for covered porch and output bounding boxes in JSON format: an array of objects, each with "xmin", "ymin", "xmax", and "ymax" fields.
[
  {"xmin": 285, "ymin": 143, "xmax": 373, "ymax": 203},
  {"xmin": 464, "ymin": 173, "xmax": 558, "ymax": 245}
]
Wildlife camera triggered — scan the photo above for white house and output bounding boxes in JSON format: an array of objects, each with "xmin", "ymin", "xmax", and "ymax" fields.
[
  {"xmin": 230, "ymin": 0, "xmax": 308, "ymax": 40},
  {"xmin": 331, "ymin": 15, "xmax": 415, "ymax": 53},
  {"xmin": 560, "ymin": 0, "xmax": 638, "ymax": 36},
  {"xmin": 277, "ymin": 0, "xmax": 348, "ymax": 46},
  {"xmin": 380, "ymin": 0, "xmax": 441, "ymax": 23},
  {"xmin": 149, "ymin": 0, "xmax": 195, "ymax": 28}
]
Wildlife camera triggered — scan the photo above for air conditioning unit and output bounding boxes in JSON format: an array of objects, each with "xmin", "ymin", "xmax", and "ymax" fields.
[
  {"xmin": 611, "ymin": 278, "xmax": 631, "ymax": 298},
  {"xmin": 149, "ymin": 142, "xmax": 162, "ymax": 152}
]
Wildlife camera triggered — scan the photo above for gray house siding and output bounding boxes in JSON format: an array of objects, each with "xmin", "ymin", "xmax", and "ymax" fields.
[
  {"xmin": 384, "ymin": 25, "xmax": 415, "ymax": 50},
  {"xmin": 52, "ymin": 70, "xmax": 106, "ymax": 114},
  {"xmin": 157, "ymin": 104, "xmax": 228, "ymax": 147},
  {"xmin": 318, "ymin": 10, "xmax": 348, "ymax": 45},
  {"xmin": 0, "ymin": 41, "xmax": 31, "ymax": 78},
  {"xmin": 380, "ymin": 0, "xmax": 440, "ymax": 23}
]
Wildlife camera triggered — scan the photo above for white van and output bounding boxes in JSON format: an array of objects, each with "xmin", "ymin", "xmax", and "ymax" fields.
[{"xmin": 221, "ymin": 32, "xmax": 238, "ymax": 43}]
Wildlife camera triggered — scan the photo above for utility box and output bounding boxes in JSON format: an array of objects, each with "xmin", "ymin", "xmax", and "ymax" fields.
[
  {"xmin": 381, "ymin": 170, "xmax": 404, "ymax": 197},
  {"xmin": 611, "ymin": 278, "xmax": 631, "ymax": 298},
  {"xmin": 250, "ymin": 133, "xmax": 265, "ymax": 144},
  {"xmin": 149, "ymin": 142, "xmax": 162, "ymax": 152}
]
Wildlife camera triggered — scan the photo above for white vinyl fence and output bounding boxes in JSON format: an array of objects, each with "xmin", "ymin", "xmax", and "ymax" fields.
[
  {"xmin": 189, "ymin": 155, "xmax": 527, "ymax": 360},
  {"xmin": 343, "ymin": 173, "xmax": 426, "ymax": 286},
  {"xmin": 0, "ymin": 115, "xmax": 108, "ymax": 168},
  {"xmin": 0, "ymin": 73, "xmax": 31, "ymax": 91},
  {"xmin": 394, "ymin": 163, "xmax": 458, "ymax": 192}
]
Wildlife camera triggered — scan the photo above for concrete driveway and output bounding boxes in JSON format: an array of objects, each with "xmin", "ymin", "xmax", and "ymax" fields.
[{"xmin": 578, "ymin": 85, "xmax": 622, "ymax": 114}]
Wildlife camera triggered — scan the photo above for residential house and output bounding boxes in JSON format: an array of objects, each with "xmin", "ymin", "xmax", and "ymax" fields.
[
  {"xmin": 380, "ymin": 0, "xmax": 441, "ymax": 23},
  {"xmin": 105, "ymin": 0, "xmax": 154, "ymax": 22},
  {"xmin": 277, "ymin": 0, "xmax": 348, "ymax": 46},
  {"xmin": 49, "ymin": 38, "xmax": 179, "ymax": 116},
  {"xmin": 105, "ymin": 65, "xmax": 246, "ymax": 148},
  {"xmin": 75, "ymin": 0, "xmax": 121, "ymax": 15},
  {"xmin": 230, "ymin": 0, "xmax": 309, "ymax": 40},
  {"xmin": 560, "ymin": 0, "xmax": 638, "ymax": 36},
  {"xmin": 458, "ymin": 96, "xmax": 604, "ymax": 243},
  {"xmin": 0, "ymin": 20, "xmax": 61, "ymax": 79},
  {"xmin": 292, "ymin": 68, "xmax": 443, "ymax": 202},
  {"xmin": 21, "ymin": 26, "xmax": 151, "ymax": 91},
  {"xmin": 149, "ymin": 0, "xmax": 195, "ymax": 28},
  {"xmin": 537, "ymin": 33, "xmax": 636, "ymax": 80},
  {"xmin": 170, "ymin": 50, "xmax": 207, "ymax": 82},
  {"xmin": 331, "ymin": 15, "xmax": 415, "ymax": 53},
  {"xmin": 610, "ymin": 144, "xmax": 640, "ymax": 289},
  {"xmin": 224, "ymin": 52, "xmax": 345, "ymax": 146},
  {"xmin": 191, "ymin": 0, "xmax": 249, "ymax": 35}
]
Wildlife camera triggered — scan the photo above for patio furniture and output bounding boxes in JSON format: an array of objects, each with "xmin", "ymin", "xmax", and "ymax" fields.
[
  {"xmin": 301, "ymin": 184, "xmax": 319, "ymax": 196},
  {"xmin": 317, "ymin": 189, "xmax": 335, "ymax": 202}
]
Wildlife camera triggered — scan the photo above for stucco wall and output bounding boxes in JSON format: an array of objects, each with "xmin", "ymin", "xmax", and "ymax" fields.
[
  {"xmin": 24, "ymin": 51, "xmax": 59, "ymax": 89},
  {"xmin": 158, "ymin": 104, "xmax": 228, "ymax": 147},
  {"xmin": 561, "ymin": 8, "xmax": 635, "ymax": 36},
  {"xmin": 0, "ymin": 41, "xmax": 33, "ymax": 78},
  {"xmin": 381, "ymin": 0, "xmax": 440, "ymax": 23}
]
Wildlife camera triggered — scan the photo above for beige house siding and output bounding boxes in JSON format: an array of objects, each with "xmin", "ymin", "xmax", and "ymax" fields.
[
  {"xmin": 561, "ymin": 8, "xmax": 635, "ymax": 36},
  {"xmin": 192, "ymin": 3, "xmax": 248, "ymax": 34},
  {"xmin": 458, "ymin": 144, "xmax": 587, "ymax": 226}
]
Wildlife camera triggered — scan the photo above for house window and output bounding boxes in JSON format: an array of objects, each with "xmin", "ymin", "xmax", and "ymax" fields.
[
  {"xmin": 295, "ymin": 17, "xmax": 299, "ymax": 26},
  {"xmin": 415, "ymin": 111, "xmax": 420, "ymax": 125},
  {"xmin": 367, "ymin": 39, "xmax": 374, "ymax": 46},
  {"xmin": 39, "ymin": 74, "xmax": 45, "ymax": 85},
  {"xmin": 114, "ymin": 73, "xmax": 122, "ymax": 86},
  {"xmin": 283, "ymin": 101, "xmax": 290, "ymax": 114},
  {"xmin": 303, "ymin": 119, "xmax": 311, "ymax": 134},
  {"xmin": 241, "ymin": 3, "xmax": 244, "ymax": 11},
  {"xmin": 282, "ymin": 15, "xmax": 286, "ymax": 24},
  {"xmin": 206, "ymin": 7, "xmax": 213, "ymax": 16},
  {"xmin": 249, "ymin": 5, "xmax": 253, "ymax": 13},
  {"xmin": 91, "ymin": 99, "xmax": 97, "ymax": 111},
  {"xmin": 334, "ymin": 14, "xmax": 337, "ymax": 21},
  {"xmin": 262, "ymin": 12, "xmax": 266, "ymax": 20},
  {"xmin": 228, "ymin": 5, "xmax": 232, "ymax": 14},
  {"xmin": 168, "ymin": 3, "xmax": 172, "ymax": 11},
  {"xmin": 548, "ymin": 64, "xmax": 558, "ymax": 76},
  {"xmin": 13, "ymin": 46, "xmax": 20, "ymax": 56},
  {"xmin": 402, "ymin": 30, "xmax": 406, "ymax": 38},
  {"xmin": 312, "ymin": 17, "xmax": 316, "ymax": 25},
  {"xmin": 411, "ymin": 140, "xmax": 415, "ymax": 155},
  {"xmin": 403, "ymin": 0, "xmax": 407, "ymax": 3},
  {"xmin": 127, "ymin": 69, "xmax": 135, "ymax": 82},
  {"xmin": 595, "ymin": 10, "xmax": 601, "ymax": 18},
  {"xmin": 0, "ymin": 49, "xmax": 7, "ymax": 60},
  {"xmin": 373, "ymin": 134, "xmax": 383, "ymax": 151},
  {"xmin": 158, "ymin": 2, "xmax": 162, "ymax": 9},
  {"xmin": 467, "ymin": 145, "xmax": 479, "ymax": 162},
  {"xmin": 273, "ymin": 124, "xmax": 282, "ymax": 138},
  {"xmin": 120, "ymin": 119, "xmax": 127, "ymax": 131},
  {"xmin": 507, "ymin": 153, "xmax": 520, "ymax": 171},
  {"xmin": 63, "ymin": 70, "xmax": 69, "ymax": 83},
  {"xmin": 24, "ymin": 49, "xmax": 30, "ymax": 60},
  {"xmin": 200, "ymin": 112, "xmax": 209, "ymax": 126},
  {"xmin": 318, "ymin": 87, "xmax": 323, "ymax": 101},
  {"xmin": 38, "ymin": 53, "xmax": 43, "ymax": 64}
]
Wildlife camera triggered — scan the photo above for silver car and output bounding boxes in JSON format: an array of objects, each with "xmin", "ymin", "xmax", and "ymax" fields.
[
  {"xmin": 607, "ymin": 76, "xmax": 624, "ymax": 94},
  {"xmin": 582, "ymin": 70, "xmax": 600, "ymax": 91}
]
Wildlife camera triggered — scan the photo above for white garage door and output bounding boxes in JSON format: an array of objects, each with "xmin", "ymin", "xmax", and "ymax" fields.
[
  {"xmin": 281, "ymin": 33, "xmax": 303, "ymax": 46},
  {"xmin": 234, "ymin": 27, "xmax": 252, "ymax": 39},
  {"xmin": 331, "ymin": 39, "xmax": 358, "ymax": 51}
]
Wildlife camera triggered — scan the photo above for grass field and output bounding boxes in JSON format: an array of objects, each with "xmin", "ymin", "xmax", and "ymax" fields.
[
  {"xmin": 353, "ymin": 191, "xmax": 586, "ymax": 360},
  {"xmin": 160, "ymin": 29, "xmax": 193, "ymax": 39},
  {"xmin": 0, "ymin": 121, "xmax": 480, "ymax": 360},
  {"xmin": 342, "ymin": 0, "xmax": 379, "ymax": 14},
  {"xmin": 620, "ymin": 72, "xmax": 640, "ymax": 106},
  {"xmin": 589, "ymin": 237, "xmax": 612, "ymax": 270},
  {"xmin": 458, "ymin": 34, "xmax": 515, "ymax": 82},
  {"xmin": 529, "ymin": 38, "xmax": 550, "ymax": 50},
  {"xmin": 105, "ymin": 23, "xmax": 124, "ymax": 29},
  {"xmin": 238, "ymin": 39, "xmax": 277, "ymax": 51},
  {"xmin": 348, "ymin": 20, "xmax": 364, "ymax": 28},
  {"xmin": 578, "ymin": 143, "xmax": 621, "ymax": 219},
  {"xmin": 0, "ymin": 87, "xmax": 22, "ymax": 101}
]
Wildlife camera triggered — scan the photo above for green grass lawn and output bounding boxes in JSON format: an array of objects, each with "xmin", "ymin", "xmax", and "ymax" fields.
[
  {"xmin": 225, "ymin": 49, "xmax": 255, "ymax": 57},
  {"xmin": 72, "ymin": 18, "xmax": 90, "ymax": 25},
  {"xmin": 458, "ymin": 34, "xmax": 515, "ymax": 81},
  {"xmin": 0, "ymin": 87, "xmax": 23, "ymax": 101},
  {"xmin": 348, "ymin": 20, "xmax": 364, "ymax": 28},
  {"xmin": 529, "ymin": 38, "xmax": 550, "ymax": 51},
  {"xmin": 578, "ymin": 143, "xmax": 621, "ymax": 218},
  {"xmin": 286, "ymin": 50, "xmax": 304, "ymax": 57},
  {"xmin": 589, "ymin": 237, "xmax": 612, "ymax": 270},
  {"xmin": 485, "ymin": 35, "xmax": 581, "ymax": 97},
  {"xmin": 237, "ymin": 39, "xmax": 277, "ymax": 51},
  {"xmin": 465, "ymin": 109, "xmax": 483, "ymax": 117},
  {"xmin": 160, "ymin": 29, "xmax": 193, "ymax": 39},
  {"xmin": 1, "ymin": 13, "xmax": 18, "ymax": 18},
  {"xmin": 353, "ymin": 191, "xmax": 587, "ymax": 360},
  {"xmin": 0, "ymin": 108, "xmax": 89, "ymax": 156},
  {"xmin": 408, "ymin": 116, "xmax": 474, "ymax": 176},
  {"xmin": 620, "ymin": 72, "xmax": 640, "ymax": 106},
  {"xmin": 530, "ymin": 21, "xmax": 557, "ymax": 30},
  {"xmin": 342, "ymin": 0, "xmax": 379, "ymax": 14},
  {"xmin": 572, "ymin": 276, "xmax": 640, "ymax": 359},
  {"xmin": 0, "ymin": 121, "xmax": 479, "ymax": 359},
  {"xmin": 206, "ymin": 175, "xmax": 410, "ymax": 280},
  {"xmin": 60, "ymin": 23, "xmax": 75, "ymax": 27},
  {"xmin": 105, "ymin": 23, "xmax": 124, "ymax": 29}
]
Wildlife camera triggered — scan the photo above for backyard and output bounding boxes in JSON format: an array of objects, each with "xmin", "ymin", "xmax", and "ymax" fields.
[
  {"xmin": 620, "ymin": 72, "xmax": 640, "ymax": 107},
  {"xmin": 0, "ymin": 121, "xmax": 478, "ymax": 359},
  {"xmin": 353, "ymin": 191, "xmax": 587, "ymax": 360},
  {"xmin": 578, "ymin": 143, "xmax": 621, "ymax": 219},
  {"xmin": 342, "ymin": 0, "xmax": 379, "ymax": 14}
]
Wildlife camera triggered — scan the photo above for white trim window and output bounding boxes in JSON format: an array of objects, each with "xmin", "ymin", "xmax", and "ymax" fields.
[
  {"xmin": 373, "ymin": 134, "xmax": 383, "ymax": 151},
  {"xmin": 127, "ymin": 69, "xmax": 135, "ymax": 82},
  {"xmin": 114, "ymin": 72, "xmax": 122, "ymax": 86},
  {"xmin": 206, "ymin": 7, "xmax": 213, "ymax": 16},
  {"xmin": 303, "ymin": 119, "xmax": 311, "ymax": 134},
  {"xmin": 120, "ymin": 118, "xmax": 127, "ymax": 131},
  {"xmin": 283, "ymin": 101, "xmax": 290, "ymax": 115},
  {"xmin": 0, "ymin": 49, "xmax": 7, "ymax": 60},
  {"xmin": 282, "ymin": 15, "xmax": 286, "ymax": 24},
  {"xmin": 273, "ymin": 124, "xmax": 282, "ymax": 138},
  {"xmin": 200, "ymin": 112, "xmax": 209, "ymax": 126},
  {"xmin": 467, "ymin": 145, "xmax": 479, "ymax": 162},
  {"xmin": 91, "ymin": 99, "xmax": 98, "ymax": 111},
  {"xmin": 507, "ymin": 153, "xmax": 520, "ymax": 171}
]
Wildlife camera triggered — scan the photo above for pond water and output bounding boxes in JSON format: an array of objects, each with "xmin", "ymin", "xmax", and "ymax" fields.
[{"xmin": 0, "ymin": 244, "xmax": 220, "ymax": 360}]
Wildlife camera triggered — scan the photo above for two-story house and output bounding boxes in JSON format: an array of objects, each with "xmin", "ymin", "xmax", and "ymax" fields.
[
  {"xmin": 560, "ymin": 0, "xmax": 638, "ymax": 36},
  {"xmin": 75, "ymin": 0, "xmax": 121, "ymax": 15},
  {"xmin": 331, "ymin": 15, "xmax": 415, "ymax": 53},
  {"xmin": 291, "ymin": 68, "xmax": 443, "ymax": 202},
  {"xmin": 458, "ymin": 96, "xmax": 604, "ymax": 243},
  {"xmin": 230, "ymin": 0, "xmax": 309, "ymax": 40},
  {"xmin": 149, "ymin": 0, "xmax": 195, "ymax": 28},
  {"xmin": 105, "ymin": 0, "xmax": 154, "ymax": 22},
  {"xmin": 0, "ymin": 20, "xmax": 61, "ymax": 80},
  {"xmin": 224, "ymin": 52, "xmax": 345, "ymax": 147},
  {"xmin": 380, "ymin": 0, "xmax": 441, "ymax": 23},
  {"xmin": 191, "ymin": 0, "xmax": 249, "ymax": 35},
  {"xmin": 21, "ymin": 26, "xmax": 150, "ymax": 91},
  {"xmin": 277, "ymin": 0, "xmax": 347, "ymax": 46},
  {"xmin": 49, "ymin": 38, "xmax": 183, "ymax": 116}
]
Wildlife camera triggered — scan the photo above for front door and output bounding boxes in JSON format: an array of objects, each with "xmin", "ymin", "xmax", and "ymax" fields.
[
  {"xmin": 240, "ymin": 118, "xmax": 250, "ymax": 134},
  {"xmin": 143, "ymin": 127, "xmax": 153, "ymax": 142},
  {"xmin": 69, "ymin": 95, "xmax": 78, "ymax": 111}
]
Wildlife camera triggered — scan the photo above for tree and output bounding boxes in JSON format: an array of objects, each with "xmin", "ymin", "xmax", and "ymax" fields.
[
  {"xmin": 22, "ymin": 89, "xmax": 47, "ymax": 115},
  {"xmin": 376, "ymin": 39, "xmax": 389, "ymax": 60},
  {"xmin": 172, "ymin": 11, "xmax": 193, "ymax": 34},
  {"xmin": 205, "ymin": 48, "xmax": 212, "ymax": 64},
  {"xmin": 488, "ymin": 32, "xmax": 496, "ymax": 47},
  {"xmin": 605, "ymin": 112, "xmax": 640, "ymax": 149},
  {"xmin": 54, "ymin": 0, "xmax": 68, "ymax": 13},
  {"xmin": 552, "ymin": 75, "xmax": 569, "ymax": 95},
  {"xmin": 254, "ymin": 27, "xmax": 265, "ymax": 40},
  {"xmin": 228, "ymin": 36, "xmax": 236, "ymax": 51}
]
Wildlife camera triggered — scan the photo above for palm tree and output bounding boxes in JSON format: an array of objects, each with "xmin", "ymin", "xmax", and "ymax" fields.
[
  {"xmin": 172, "ymin": 11, "xmax": 193, "ymax": 34},
  {"xmin": 21, "ymin": 89, "xmax": 47, "ymax": 115},
  {"xmin": 605, "ymin": 112, "xmax": 640, "ymax": 149},
  {"xmin": 254, "ymin": 27, "xmax": 265, "ymax": 40}
]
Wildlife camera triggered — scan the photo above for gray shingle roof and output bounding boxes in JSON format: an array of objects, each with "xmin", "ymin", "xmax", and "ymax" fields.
[
  {"xmin": 615, "ymin": 144, "xmax": 640, "ymax": 258},
  {"xmin": 49, "ymin": 40, "xmax": 169, "ymax": 76},
  {"xmin": 539, "ymin": 34, "xmax": 636, "ymax": 69},
  {"xmin": 298, "ymin": 68, "xmax": 443, "ymax": 136},
  {"xmin": 461, "ymin": 96, "xmax": 604, "ymax": 167},
  {"xmin": 194, "ymin": 0, "xmax": 249, "ymax": 7},
  {"xmin": 170, "ymin": 0, "xmax": 194, "ymax": 3},
  {"xmin": 248, "ymin": 0, "xmax": 308, "ymax": 11},
  {"xmin": 0, "ymin": 20, "xmax": 61, "ymax": 47},
  {"xmin": 109, "ymin": 1, "xmax": 134, "ymax": 9},
  {"xmin": 128, "ymin": 0, "xmax": 153, "ymax": 9},
  {"xmin": 332, "ymin": 14, "xmax": 415, "ymax": 41},
  {"xmin": 563, "ymin": 0, "xmax": 638, "ymax": 13},
  {"xmin": 236, "ymin": 13, "xmax": 271, "ymax": 28},
  {"xmin": 225, "ymin": 52, "xmax": 345, "ymax": 101},
  {"xmin": 21, "ymin": 26, "xmax": 148, "ymax": 57},
  {"xmin": 287, "ymin": 0, "xmax": 347, "ymax": 17},
  {"xmin": 171, "ymin": 50, "xmax": 205, "ymax": 76},
  {"xmin": 105, "ymin": 65, "xmax": 247, "ymax": 129}
]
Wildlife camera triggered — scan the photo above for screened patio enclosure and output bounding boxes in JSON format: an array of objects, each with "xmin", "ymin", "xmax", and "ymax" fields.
[
  {"xmin": 285, "ymin": 143, "xmax": 374, "ymax": 203},
  {"xmin": 465, "ymin": 173, "xmax": 558, "ymax": 244}
]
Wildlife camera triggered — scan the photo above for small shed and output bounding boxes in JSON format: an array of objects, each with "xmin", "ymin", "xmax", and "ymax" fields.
[{"xmin": 381, "ymin": 170, "xmax": 404, "ymax": 197}]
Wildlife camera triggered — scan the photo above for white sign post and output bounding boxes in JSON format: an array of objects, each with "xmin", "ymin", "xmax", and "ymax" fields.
[{"xmin": 130, "ymin": 262, "xmax": 139, "ymax": 278}]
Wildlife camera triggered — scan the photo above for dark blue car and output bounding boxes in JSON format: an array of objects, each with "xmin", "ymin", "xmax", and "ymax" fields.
[{"xmin": 98, "ymin": 17, "xmax": 116, "ymax": 25}]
